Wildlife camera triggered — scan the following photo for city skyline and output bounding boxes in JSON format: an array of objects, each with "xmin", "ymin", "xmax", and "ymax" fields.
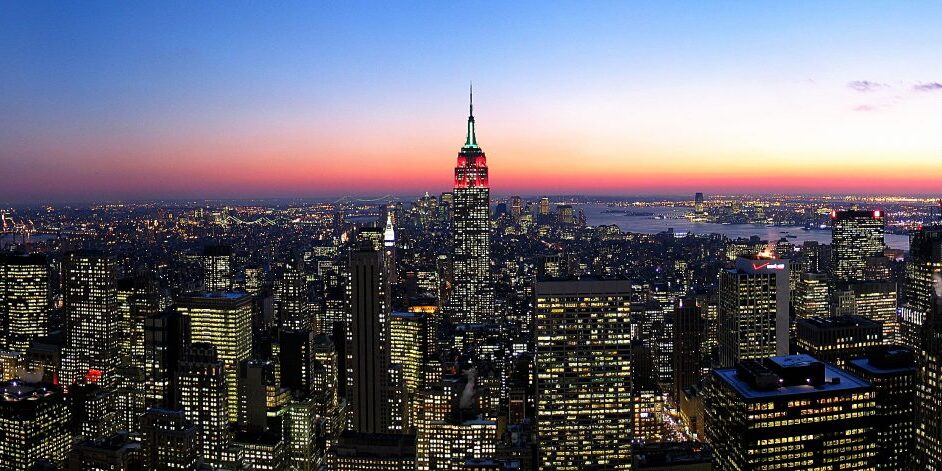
[{"xmin": 3, "ymin": 2, "xmax": 942, "ymax": 204}]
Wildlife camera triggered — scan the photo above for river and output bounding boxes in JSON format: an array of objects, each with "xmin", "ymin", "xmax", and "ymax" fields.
[{"xmin": 580, "ymin": 204, "xmax": 909, "ymax": 251}]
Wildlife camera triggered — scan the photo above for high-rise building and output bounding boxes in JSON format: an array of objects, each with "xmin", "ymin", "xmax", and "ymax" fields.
[
  {"xmin": 901, "ymin": 225, "xmax": 942, "ymax": 350},
  {"xmin": 793, "ymin": 272, "xmax": 831, "ymax": 320},
  {"xmin": 116, "ymin": 273, "xmax": 160, "ymax": 370},
  {"xmin": 846, "ymin": 346, "xmax": 917, "ymax": 471},
  {"xmin": 176, "ymin": 292, "xmax": 253, "ymax": 422},
  {"xmin": 917, "ymin": 297, "xmax": 942, "ymax": 468},
  {"xmin": 831, "ymin": 209, "xmax": 886, "ymax": 282},
  {"xmin": 327, "ymin": 431, "xmax": 417, "ymax": 470},
  {"xmin": 717, "ymin": 256, "xmax": 789, "ymax": 367},
  {"xmin": 538, "ymin": 197, "xmax": 550, "ymax": 217},
  {"xmin": 416, "ymin": 419, "xmax": 497, "ymax": 471},
  {"xmin": 176, "ymin": 343, "xmax": 231, "ymax": 466},
  {"xmin": 694, "ymin": 192, "xmax": 705, "ymax": 214},
  {"xmin": 705, "ymin": 355, "xmax": 877, "ymax": 470},
  {"xmin": 837, "ymin": 281, "xmax": 898, "ymax": 343},
  {"xmin": 276, "ymin": 258, "xmax": 311, "ymax": 331},
  {"xmin": 62, "ymin": 250, "xmax": 120, "ymax": 386},
  {"xmin": 0, "ymin": 380, "xmax": 71, "ymax": 469},
  {"xmin": 672, "ymin": 299, "xmax": 705, "ymax": 401},
  {"xmin": 534, "ymin": 279, "xmax": 633, "ymax": 470},
  {"xmin": 451, "ymin": 88, "xmax": 493, "ymax": 326},
  {"xmin": 140, "ymin": 407, "xmax": 200, "ymax": 470},
  {"xmin": 794, "ymin": 315, "xmax": 882, "ymax": 367},
  {"xmin": 509, "ymin": 196, "xmax": 523, "ymax": 220},
  {"xmin": 143, "ymin": 309, "xmax": 190, "ymax": 409},
  {"xmin": 202, "ymin": 244, "xmax": 233, "ymax": 291},
  {"xmin": 384, "ymin": 211, "xmax": 398, "ymax": 285},
  {"xmin": 0, "ymin": 254, "xmax": 50, "ymax": 353},
  {"xmin": 348, "ymin": 246, "xmax": 392, "ymax": 433},
  {"xmin": 389, "ymin": 311, "xmax": 428, "ymax": 430}
]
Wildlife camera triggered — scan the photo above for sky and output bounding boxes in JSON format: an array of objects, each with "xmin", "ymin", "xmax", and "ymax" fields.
[{"xmin": 1, "ymin": 1, "xmax": 941, "ymax": 204}]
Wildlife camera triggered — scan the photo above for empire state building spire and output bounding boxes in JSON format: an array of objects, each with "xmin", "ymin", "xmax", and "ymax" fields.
[{"xmin": 466, "ymin": 83, "xmax": 477, "ymax": 148}]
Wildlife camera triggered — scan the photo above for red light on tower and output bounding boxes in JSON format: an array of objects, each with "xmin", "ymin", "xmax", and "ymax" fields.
[
  {"xmin": 85, "ymin": 369, "xmax": 103, "ymax": 383},
  {"xmin": 830, "ymin": 210, "xmax": 837, "ymax": 219},
  {"xmin": 873, "ymin": 210, "xmax": 882, "ymax": 219}
]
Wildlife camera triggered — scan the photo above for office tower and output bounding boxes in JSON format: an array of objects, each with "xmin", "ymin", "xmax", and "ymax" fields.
[
  {"xmin": 62, "ymin": 250, "xmax": 120, "ymax": 386},
  {"xmin": 140, "ymin": 408, "xmax": 199, "ymax": 470},
  {"xmin": 384, "ymin": 211, "xmax": 398, "ymax": 285},
  {"xmin": 202, "ymin": 244, "xmax": 233, "ymax": 291},
  {"xmin": 67, "ymin": 433, "xmax": 142, "ymax": 470},
  {"xmin": 917, "ymin": 297, "xmax": 942, "ymax": 468},
  {"xmin": 143, "ymin": 309, "xmax": 190, "ymax": 408},
  {"xmin": 793, "ymin": 272, "xmax": 831, "ymax": 320},
  {"xmin": 0, "ymin": 254, "xmax": 50, "ymax": 353},
  {"xmin": 390, "ymin": 312, "xmax": 428, "ymax": 430},
  {"xmin": 672, "ymin": 299, "xmax": 704, "ymax": 401},
  {"xmin": 705, "ymin": 355, "xmax": 877, "ymax": 470},
  {"xmin": 234, "ymin": 430, "xmax": 285, "ymax": 470},
  {"xmin": 327, "ymin": 431, "xmax": 417, "ymax": 470},
  {"xmin": 348, "ymin": 246, "xmax": 392, "ymax": 433},
  {"xmin": 113, "ymin": 366, "xmax": 146, "ymax": 433},
  {"xmin": 694, "ymin": 192, "xmax": 705, "ymax": 214},
  {"xmin": 68, "ymin": 383, "xmax": 117, "ymax": 440},
  {"xmin": 837, "ymin": 281, "xmax": 898, "ymax": 343},
  {"xmin": 556, "ymin": 205, "xmax": 574, "ymax": 225},
  {"xmin": 846, "ymin": 347, "xmax": 917, "ymax": 471},
  {"xmin": 451, "ymin": 89, "xmax": 493, "ymax": 326},
  {"xmin": 238, "ymin": 358, "xmax": 284, "ymax": 433},
  {"xmin": 176, "ymin": 343, "xmax": 231, "ymax": 466},
  {"xmin": 534, "ymin": 279, "xmax": 633, "ymax": 470},
  {"xmin": 244, "ymin": 265, "xmax": 264, "ymax": 295},
  {"xmin": 901, "ymin": 225, "xmax": 942, "ymax": 350},
  {"xmin": 416, "ymin": 419, "xmax": 497, "ymax": 471},
  {"xmin": 177, "ymin": 292, "xmax": 253, "ymax": 422},
  {"xmin": 0, "ymin": 380, "xmax": 71, "ymax": 468},
  {"xmin": 717, "ymin": 256, "xmax": 789, "ymax": 367},
  {"xmin": 282, "ymin": 397, "xmax": 320, "ymax": 470},
  {"xmin": 276, "ymin": 258, "xmax": 311, "ymax": 331},
  {"xmin": 831, "ymin": 209, "xmax": 886, "ymax": 282},
  {"xmin": 538, "ymin": 197, "xmax": 550, "ymax": 216},
  {"xmin": 509, "ymin": 196, "xmax": 523, "ymax": 220},
  {"xmin": 117, "ymin": 273, "xmax": 160, "ymax": 369},
  {"xmin": 794, "ymin": 315, "xmax": 882, "ymax": 367}
]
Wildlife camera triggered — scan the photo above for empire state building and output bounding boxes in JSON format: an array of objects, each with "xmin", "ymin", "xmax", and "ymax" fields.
[{"xmin": 451, "ymin": 87, "xmax": 493, "ymax": 325}]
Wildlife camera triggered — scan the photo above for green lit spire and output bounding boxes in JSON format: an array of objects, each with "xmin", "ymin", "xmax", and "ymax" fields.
[{"xmin": 465, "ymin": 82, "xmax": 478, "ymax": 148}]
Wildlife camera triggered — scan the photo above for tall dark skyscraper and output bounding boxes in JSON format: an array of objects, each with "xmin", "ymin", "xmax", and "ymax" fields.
[
  {"xmin": 451, "ymin": 87, "xmax": 493, "ymax": 325},
  {"xmin": 348, "ymin": 246, "xmax": 392, "ymax": 433}
]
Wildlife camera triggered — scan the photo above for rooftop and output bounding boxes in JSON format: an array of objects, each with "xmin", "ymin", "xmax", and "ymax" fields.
[{"xmin": 715, "ymin": 354, "xmax": 872, "ymax": 400}]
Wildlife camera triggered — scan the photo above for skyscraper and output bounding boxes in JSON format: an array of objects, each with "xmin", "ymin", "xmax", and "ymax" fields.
[
  {"xmin": 717, "ymin": 256, "xmax": 789, "ymax": 367},
  {"xmin": 706, "ymin": 355, "xmax": 877, "ymax": 470},
  {"xmin": 0, "ymin": 380, "xmax": 71, "ymax": 469},
  {"xmin": 176, "ymin": 343, "xmax": 231, "ymax": 466},
  {"xmin": 831, "ymin": 209, "xmax": 886, "ymax": 283},
  {"xmin": 348, "ymin": 245, "xmax": 392, "ymax": 433},
  {"xmin": 901, "ymin": 225, "xmax": 942, "ymax": 350},
  {"xmin": 0, "ymin": 253, "xmax": 50, "ymax": 353},
  {"xmin": 916, "ymin": 297, "xmax": 942, "ymax": 468},
  {"xmin": 176, "ymin": 292, "xmax": 253, "ymax": 422},
  {"xmin": 451, "ymin": 87, "xmax": 493, "ymax": 326},
  {"xmin": 534, "ymin": 279, "xmax": 633, "ymax": 470},
  {"xmin": 846, "ymin": 347, "xmax": 917, "ymax": 471},
  {"xmin": 62, "ymin": 250, "xmax": 120, "ymax": 386},
  {"xmin": 276, "ymin": 258, "xmax": 312, "ymax": 331},
  {"xmin": 202, "ymin": 244, "xmax": 233, "ymax": 291},
  {"xmin": 794, "ymin": 315, "xmax": 883, "ymax": 367},
  {"xmin": 140, "ymin": 407, "xmax": 200, "ymax": 470}
]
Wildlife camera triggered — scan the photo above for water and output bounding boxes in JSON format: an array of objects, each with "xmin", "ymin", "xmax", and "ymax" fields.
[{"xmin": 580, "ymin": 204, "xmax": 910, "ymax": 251}]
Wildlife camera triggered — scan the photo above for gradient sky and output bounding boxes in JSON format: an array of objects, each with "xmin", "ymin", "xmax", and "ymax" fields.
[{"xmin": 2, "ymin": 2, "xmax": 942, "ymax": 204}]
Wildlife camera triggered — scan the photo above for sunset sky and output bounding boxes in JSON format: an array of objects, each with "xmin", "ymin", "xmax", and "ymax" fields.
[{"xmin": 2, "ymin": 2, "xmax": 942, "ymax": 204}]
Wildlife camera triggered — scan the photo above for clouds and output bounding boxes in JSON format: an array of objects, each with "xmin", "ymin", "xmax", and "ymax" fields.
[
  {"xmin": 913, "ymin": 82, "xmax": 942, "ymax": 92},
  {"xmin": 847, "ymin": 80, "xmax": 887, "ymax": 92}
]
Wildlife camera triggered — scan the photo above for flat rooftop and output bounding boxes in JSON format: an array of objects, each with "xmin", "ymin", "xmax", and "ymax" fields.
[{"xmin": 715, "ymin": 354, "xmax": 872, "ymax": 400}]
